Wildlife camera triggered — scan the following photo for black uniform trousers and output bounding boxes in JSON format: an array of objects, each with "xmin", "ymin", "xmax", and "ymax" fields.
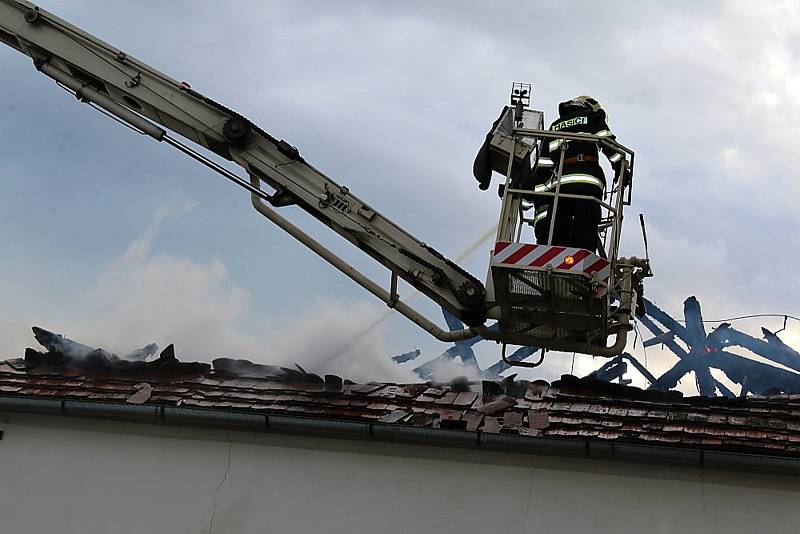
[{"xmin": 534, "ymin": 181, "xmax": 603, "ymax": 253}]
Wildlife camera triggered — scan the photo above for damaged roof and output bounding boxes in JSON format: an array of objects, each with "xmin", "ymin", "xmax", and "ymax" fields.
[{"xmin": 4, "ymin": 340, "xmax": 800, "ymax": 466}]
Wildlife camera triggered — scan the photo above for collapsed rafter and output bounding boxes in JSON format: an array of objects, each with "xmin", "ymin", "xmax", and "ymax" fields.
[{"xmin": 399, "ymin": 297, "xmax": 799, "ymax": 396}]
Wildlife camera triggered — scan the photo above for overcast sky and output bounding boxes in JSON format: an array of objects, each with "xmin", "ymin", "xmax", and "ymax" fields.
[{"xmin": 0, "ymin": 1, "xmax": 798, "ymax": 390}]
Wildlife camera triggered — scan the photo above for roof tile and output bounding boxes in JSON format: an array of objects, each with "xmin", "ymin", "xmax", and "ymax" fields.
[
  {"xmin": 453, "ymin": 391, "xmax": 479, "ymax": 407},
  {"xmin": 4, "ymin": 350, "xmax": 800, "ymax": 459},
  {"xmin": 482, "ymin": 417, "xmax": 502, "ymax": 434},
  {"xmin": 528, "ymin": 409, "xmax": 550, "ymax": 430},
  {"xmin": 477, "ymin": 396, "xmax": 516, "ymax": 415},
  {"xmin": 570, "ymin": 403, "xmax": 591, "ymax": 413},
  {"xmin": 502, "ymin": 412, "xmax": 523, "ymax": 428},
  {"xmin": 380, "ymin": 410, "xmax": 409, "ymax": 424},
  {"xmin": 464, "ymin": 413, "xmax": 483, "ymax": 432},
  {"xmin": 434, "ymin": 392, "xmax": 459, "ymax": 405}
]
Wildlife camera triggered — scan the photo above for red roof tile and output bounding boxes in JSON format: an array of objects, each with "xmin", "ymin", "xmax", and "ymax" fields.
[{"xmin": 4, "ymin": 348, "xmax": 800, "ymax": 459}]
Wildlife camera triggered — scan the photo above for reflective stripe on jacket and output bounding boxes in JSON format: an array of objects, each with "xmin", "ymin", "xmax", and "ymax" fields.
[
  {"xmin": 540, "ymin": 109, "xmax": 619, "ymax": 179},
  {"xmin": 533, "ymin": 172, "xmax": 605, "ymax": 194}
]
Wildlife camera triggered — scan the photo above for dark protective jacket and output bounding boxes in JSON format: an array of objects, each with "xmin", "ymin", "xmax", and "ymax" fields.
[
  {"xmin": 537, "ymin": 108, "xmax": 621, "ymax": 196},
  {"xmin": 530, "ymin": 107, "xmax": 622, "ymax": 249}
]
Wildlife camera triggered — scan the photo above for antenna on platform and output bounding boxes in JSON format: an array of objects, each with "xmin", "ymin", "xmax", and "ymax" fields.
[
  {"xmin": 510, "ymin": 82, "xmax": 531, "ymax": 125},
  {"xmin": 639, "ymin": 213, "xmax": 650, "ymax": 265}
]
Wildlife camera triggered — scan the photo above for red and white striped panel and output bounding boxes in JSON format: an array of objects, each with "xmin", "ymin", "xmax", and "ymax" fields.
[{"xmin": 492, "ymin": 241, "xmax": 611, "ymax": 282}]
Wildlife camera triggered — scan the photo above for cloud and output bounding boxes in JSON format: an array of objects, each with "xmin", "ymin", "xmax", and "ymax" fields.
[
  {"xmin": 84, "ymin": 237, "xmax": 257, "ymax": 360},
  {"xmin": 1, "ymin": 202, "xmax": 416, "ymax": 382},
  {"xmin": 0, "ymin": 313, "xmax": 35, "ymax": 362},
  {"xmin": 2, "ymin": 1, "xmax": 800, "ymax": 394}
]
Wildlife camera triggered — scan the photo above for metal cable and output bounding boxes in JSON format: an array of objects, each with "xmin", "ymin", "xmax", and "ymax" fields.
[
  {"xmin": 674, "ymin": 313, "xmax": 799, "ymax": 324},
  {"xmin": 316, "ymin": 224, "xmax": 498, "ymax": 364}
]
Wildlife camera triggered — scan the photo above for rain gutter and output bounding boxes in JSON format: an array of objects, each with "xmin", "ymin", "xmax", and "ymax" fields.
[{"xmin": 1, "ymin": 396, "xmax": 798, "ymax": 476}]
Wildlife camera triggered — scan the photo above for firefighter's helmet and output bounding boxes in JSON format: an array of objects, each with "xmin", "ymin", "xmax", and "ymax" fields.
[{"xmin": 559, "ymin": 95, "xmax": 604, "ymax": 116}]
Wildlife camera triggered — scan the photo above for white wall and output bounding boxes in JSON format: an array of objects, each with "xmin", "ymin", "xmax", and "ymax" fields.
[{"xmin": 0, "ymin": 412, "xmax": 797, "ymax": 534}]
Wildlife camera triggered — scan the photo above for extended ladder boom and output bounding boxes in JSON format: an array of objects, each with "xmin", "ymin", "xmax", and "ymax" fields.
[{"xmin": 0, "ymin": 1, "xmax": 487, "ymax": 339}]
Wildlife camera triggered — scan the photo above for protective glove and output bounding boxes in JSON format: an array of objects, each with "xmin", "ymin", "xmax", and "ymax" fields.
[{"xmin": 478, "ymin": 178, "xmax": 491, "ymax": 191}]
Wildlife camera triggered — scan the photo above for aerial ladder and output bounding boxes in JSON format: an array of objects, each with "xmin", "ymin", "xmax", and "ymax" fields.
[{"xmin": 0, "ymin": 1, "xmax": 651, "ymax": 363}]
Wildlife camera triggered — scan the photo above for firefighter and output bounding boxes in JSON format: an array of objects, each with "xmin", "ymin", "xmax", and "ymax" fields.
[{"xmin": 534, "ymin": 95, "xmax": 623, "ymax": 252}]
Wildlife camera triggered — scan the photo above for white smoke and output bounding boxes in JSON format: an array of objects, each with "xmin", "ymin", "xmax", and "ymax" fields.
[
  {"xmin": 256, "ymin": 298, "xmax": 417, "ymax": 383},
  {"xmin": 6, "ymin": 201, "xmax": 415, "ymax": 382},
  {"xmin": 0, "ymin": 200, "xmax": 481, "ymax": 383},
  {"xmin": 423, "ymin": 357, "xmax": 484, "ymax": 382}
]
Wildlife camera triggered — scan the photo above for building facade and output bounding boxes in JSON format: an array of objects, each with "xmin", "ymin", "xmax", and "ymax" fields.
[{"xmin": 1, "ymin": 350, "xmax": 799, "ymax": 533}]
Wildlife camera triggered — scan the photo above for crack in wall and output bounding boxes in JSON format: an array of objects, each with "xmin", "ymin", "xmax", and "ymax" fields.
[
  {"xmin": 700, "ymin": 470, "xmax": 705, "ymax": 504},
  {"xmin": 208, "ymin": 432, "xmax": 233, "ymax": 534},
  {"xmin": 507, "ymin": 466, "xmax": 536, "ymax": 534},
  {"xmin": 522, "ymin": 467, "xmax": 535, "ymax": 526},
  {"xmin": 700, "ymin": 470, "xmax": 721, "ymax": 534}
]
